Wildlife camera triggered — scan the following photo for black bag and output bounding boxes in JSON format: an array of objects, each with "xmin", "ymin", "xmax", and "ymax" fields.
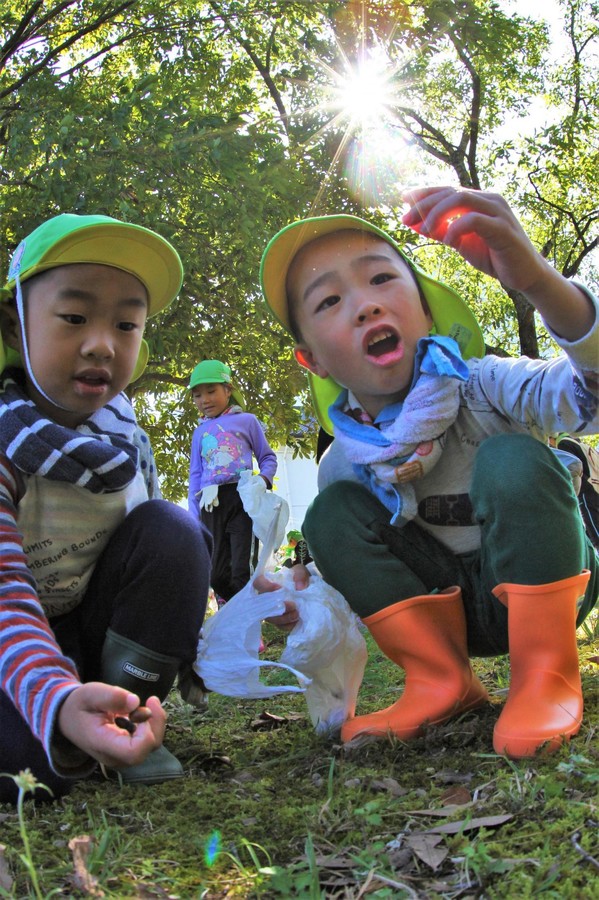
[{"xmin": 557, "ymin": 437, "xmax": 599, "ymax": 550}]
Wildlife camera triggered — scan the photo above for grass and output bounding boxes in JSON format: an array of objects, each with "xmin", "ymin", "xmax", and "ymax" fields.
[{"xmin": 0, "ymin": 616, "xmax": 597, "ymax": 899}]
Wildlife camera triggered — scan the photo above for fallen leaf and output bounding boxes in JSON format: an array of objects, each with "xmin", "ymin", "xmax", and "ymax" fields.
[
  {"xmin": 433, "ymin": 770, "xmax": 474, "ymax": 785},
  {"xmin": 441, "ymin": 785, "xmax": 471, "ymax": 806},
  {"xmin": 133, "ymin": 885, "xmax": 179, "ymax": 898},
  {"xmin": 0, "ymin": 844, "xmax": 13, "ymax": 894},
  {"xmin": 424, "ymin": 813, "xmax": 514, "ymax": 835},
  {"xmin": 406, "ymin": 805, "xmax": 474, "ymax": 817},
  {"xmin": 250, "ymin": 711, "xmax": 303, "ymax": 730},
  {"xmin": 313, "ymin": 854, "xmax": 355, "ymax": 869},
  {"xmin": 369, "ymin": 777, "xmax": 407, "ymax": 797},
  {"xmin": 405, "ymin": 832, "xmax": 449, "ymax": 871},
  {"xmin": 69, "ymin": 835, "xmax": 105, "ymax": 897}
]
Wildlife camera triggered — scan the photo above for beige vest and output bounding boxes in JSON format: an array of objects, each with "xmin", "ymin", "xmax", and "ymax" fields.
[{"xmin": 17, "ymin": 472, "xmax": 148, "ymax": 618}]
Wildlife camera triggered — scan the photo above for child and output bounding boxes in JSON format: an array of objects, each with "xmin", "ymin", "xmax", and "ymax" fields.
[
  {"xmin": 0, "ymin": 213, "xmax": 212, "ymax": 804},
  {"xmin": 259, "ymin": 185, "xmax": 598, "ymax": 758},
  {"xmin": 188, "ymin": 359, "xmax": 277, "ymax": 603}
]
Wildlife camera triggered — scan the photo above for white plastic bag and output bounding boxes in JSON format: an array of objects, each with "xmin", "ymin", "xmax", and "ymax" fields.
[
  {"xmin": 194, "ymin": 473, "xmax": 367, "ymax": 734},
  {"xmin": 194, "ymin": 584, "xmax": 310, "ymax": 698},
  {"xmin": 194, "ymin": 566, "xmax": 367, "ymax": 735},
  {"xmin": 237, "ymin": 470, "xmax": 288, "ymax": 550}
]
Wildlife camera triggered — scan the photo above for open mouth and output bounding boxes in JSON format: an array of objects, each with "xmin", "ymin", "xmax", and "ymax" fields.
[
  {"xmin": 78, "ymin": 376, "xmax": 108, "ymax": 386},
  {"xmin": 366, "ymin": 328, "xmax": 399, "ymax": 358},
  {"xmin": 76, "ymin": 370, "xmax": 111, "ymax": 390}
]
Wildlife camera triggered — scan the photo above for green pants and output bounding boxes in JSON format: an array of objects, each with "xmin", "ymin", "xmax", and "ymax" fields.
[{"xmin": 304, "ymin": 434, "xmax": 598, "ymax": 656}]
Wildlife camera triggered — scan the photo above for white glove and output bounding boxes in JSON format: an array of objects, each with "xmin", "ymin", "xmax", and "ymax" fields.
[{"xmin": 198, "ymin": 484, "xmax": 219, "ymax": 512}]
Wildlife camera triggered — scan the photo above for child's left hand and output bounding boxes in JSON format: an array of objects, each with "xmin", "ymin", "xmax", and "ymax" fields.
[
  {"xmin": 402, "ymin": 185, "xmax": 595, "ymax": 342},
  {"xmin": 402, "ymin": 186, "xmax": 547, "ymax": 295},
  {"xmin": 253, "ymin": 565, "xmax": 310, "ymax": 630}
]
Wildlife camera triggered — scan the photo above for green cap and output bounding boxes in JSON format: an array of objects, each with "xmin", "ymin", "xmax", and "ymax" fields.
[
  {"xmin": 2, "ymin": 213, "xmax": 184, "ymax": 381},
  {"xmin": 260, "ymin": 213, "xmax": 485, "ymax": 434},
  {"xmin": 189, "ymin": 359, "xmax": 245, "ymax": 409}
]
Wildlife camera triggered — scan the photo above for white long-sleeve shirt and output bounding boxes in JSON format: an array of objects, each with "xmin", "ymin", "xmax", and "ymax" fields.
[{"xmin": 319, "ymin": 288, "xmax": 599, "ymax": 554}]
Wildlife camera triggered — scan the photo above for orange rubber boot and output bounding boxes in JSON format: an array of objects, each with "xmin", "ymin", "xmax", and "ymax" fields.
[
  {"xmin": 492, "ymin": 570, "xmax": 591, "ymax": 758},
  {"xmin": 341, "ymin": 587, "xmax": 489, "ymax": 743}
]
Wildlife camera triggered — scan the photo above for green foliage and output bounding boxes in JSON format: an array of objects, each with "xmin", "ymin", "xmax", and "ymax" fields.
[{"xmin": 0, "ymin": 0, "xmax": 598, "ymax": 496}]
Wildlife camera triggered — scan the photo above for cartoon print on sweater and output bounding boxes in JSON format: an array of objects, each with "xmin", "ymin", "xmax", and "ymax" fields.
[{"xmin": 201, "ymin": 427, "xmax": 246, "ymax": 479}]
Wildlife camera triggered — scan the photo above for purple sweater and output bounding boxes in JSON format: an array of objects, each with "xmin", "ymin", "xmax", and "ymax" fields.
[{"xmin": 188, "ymin": 410, "xmax": 277, "ymax": 516}]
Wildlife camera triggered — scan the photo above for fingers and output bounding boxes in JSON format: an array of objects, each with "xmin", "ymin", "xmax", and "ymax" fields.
[
  {"xmin": 140, "ymin": 695, "xmax": 167, "ymax": 743},
  {"xmin": 253, "ymin": 573, "xmax": 280, "ymax": 593},
  {"xmin": 402, "ymin": 186, "xmax": 509, "ymax": 243},
  {"xmin": 264, "ymin": 600, "xmax": 300, "ymax": 631},
  {"xmin": 291, "ymin": 564, "xmax": 310, "ymax": 591}
]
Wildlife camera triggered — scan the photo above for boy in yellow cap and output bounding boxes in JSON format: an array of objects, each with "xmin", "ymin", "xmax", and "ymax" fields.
[
  {"xmin": 0, "ymin": 213, "xmax": 211, "ymax": 803},
  {"xmin": 260, "ymin": 185, "xmax": 598, "ymax": 758}
]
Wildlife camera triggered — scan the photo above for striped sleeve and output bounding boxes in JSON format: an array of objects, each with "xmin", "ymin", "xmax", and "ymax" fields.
[{"xmin": 0, "ymin": 455, "xmax": 86, "ymax": 772}]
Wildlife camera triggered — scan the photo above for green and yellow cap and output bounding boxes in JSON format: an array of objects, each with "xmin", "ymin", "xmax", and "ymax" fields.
[
  {"xmin": 2, "ymin": 213, "xmax": 184, "ymax": 382},
  {"xmin": 189, "ymin": 359, "xmax": 245, "ymax": 409}
]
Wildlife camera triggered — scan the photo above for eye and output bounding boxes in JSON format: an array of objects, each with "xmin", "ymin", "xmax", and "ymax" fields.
[
  {"xmin": 60, "ymin": 313, "xmax": 86, "ymax": 325},
  {"xmin": 117, "ymin": 321, "xmax": 140, "ymax": 332},
  {"xmin": 371, "ymin": 272, "xmax": 394, "ymax": 285},
  {"xmin": 315, "ymin": 294, "xmax": 340, "ymax": 313}
]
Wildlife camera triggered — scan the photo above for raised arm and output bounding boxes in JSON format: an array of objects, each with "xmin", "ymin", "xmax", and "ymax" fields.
[{"xmin": 402, "ymin": 186, "xmax": 596, "ymax": 343}]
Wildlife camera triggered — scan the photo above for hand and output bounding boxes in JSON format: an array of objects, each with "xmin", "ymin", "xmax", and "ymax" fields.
[
  {"xmin": 57, "ymin": 683, "xmax": 166, "ymax": 769},
  {"xmin": 401, "ymin": 186, "xmax": 547, "ymax": 294},
  {"xmin": 199, "ymin": 484, "xmax": 219, "ymax": 512},
  {"xmin": 402, "ymin": 185, "xmax": 595, "ymax": 342},
  {"xmin": 264, "ymin": 599, "xmax": 300, "ymax": 631},
  {"xmin": 253, "ymin": 564, "xmax": 310, "ymax": 630}
]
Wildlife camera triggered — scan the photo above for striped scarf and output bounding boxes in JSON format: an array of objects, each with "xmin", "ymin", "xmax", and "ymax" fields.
[{"xmin": 0, "ymin": 371, "xmax": 139, "ymax": 493}]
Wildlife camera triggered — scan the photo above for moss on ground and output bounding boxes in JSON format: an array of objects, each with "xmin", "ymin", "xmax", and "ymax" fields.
[{"xmin": 1, "ymin": 622, "xmax": 597, "ymax": 898}]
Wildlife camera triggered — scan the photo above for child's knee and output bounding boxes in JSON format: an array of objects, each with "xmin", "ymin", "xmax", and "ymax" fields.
[
  {"xmin": 304, "ymin": 480, "xmax": 372, "ymax": 551},
  {"xmin": 472, "ymin": 434, "xmax": 572, "ymax": 508},
  {"xmin": 130, "ymin": 500, "xmax": 211, "ymax": 559}
]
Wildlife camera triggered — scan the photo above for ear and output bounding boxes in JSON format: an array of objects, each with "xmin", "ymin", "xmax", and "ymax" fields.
[
  {"xmin": 0, "ymin": 304, "xmax": 22, "ymax": 352},
  {"xmin": 293, "ymin": 344, "xmax": 329, "ymax": 379}
]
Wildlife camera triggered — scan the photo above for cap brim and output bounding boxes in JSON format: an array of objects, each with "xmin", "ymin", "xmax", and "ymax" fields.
[
  {"xmin": 261, "ymin": 214, "xmax": 485, "ymax": 435},
  {"xmin": 5, "ymin": 223, "xmax": 183, "ymax": 317}
]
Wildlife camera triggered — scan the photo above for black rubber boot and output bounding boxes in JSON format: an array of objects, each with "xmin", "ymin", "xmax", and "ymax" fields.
[{"xmin": 101, "ymin": 629, "xmax": 183, "ymax": 784}]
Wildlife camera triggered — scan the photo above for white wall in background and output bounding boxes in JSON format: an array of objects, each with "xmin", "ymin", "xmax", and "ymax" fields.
[{"xmin": 273, "ymin": 447, "xmax": 318, "ymax": 533}]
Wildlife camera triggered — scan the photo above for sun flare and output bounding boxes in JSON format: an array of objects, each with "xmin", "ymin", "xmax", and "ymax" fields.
[
  {"xmin": 333, "ymin": 53, "xmax": 396, "ymax": 127},
  {"xmin": 296, "ymin": 43, "xmax": 418, "ymax": 210}
]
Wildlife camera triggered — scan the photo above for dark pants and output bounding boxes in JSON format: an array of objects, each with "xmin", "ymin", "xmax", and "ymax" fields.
[
  {"xmin": 304, "ymin": 434, "xmax": 598, "ymax": 657},
  {"xmin": 0, "ymin": 500, "xmax": 211, "ymax": 804},
  {"xmin": 201, "ymin": 482, "xmax": 258, "ymax": 601}
]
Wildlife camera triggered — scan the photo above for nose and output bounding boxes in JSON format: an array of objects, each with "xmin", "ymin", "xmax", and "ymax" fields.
[
  {"xmin": 81, "ymin": 328, "xmax": 115, "ymax": 361},
  {"xmin": 355, "ymin": 300, "xmax": 383, "ymax": 324}
]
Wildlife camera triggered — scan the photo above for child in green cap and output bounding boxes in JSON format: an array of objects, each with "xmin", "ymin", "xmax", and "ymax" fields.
[
  {"xmin": 260, "ymin": 185, "xmax": 598, "ymax": 758},
  {"xmin": 188, "ymin": 359, "xmax": 277, "ymax": 604},
  {"xmin": 0, "ymin": 213, "xmax": 212, "ymax": 803}
]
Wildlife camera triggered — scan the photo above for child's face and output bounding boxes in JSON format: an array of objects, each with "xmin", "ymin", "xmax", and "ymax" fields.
[
  {"xmin": 12, "ymin": 263, "xmax": 148, "ymax": 427},
  {"xmin": 191, "ymin": 383, "xmax": 232, "ymax": 418},
  {"xmin": 288, "ymin": 231, "xmax": 433, "ymax": 418}
]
